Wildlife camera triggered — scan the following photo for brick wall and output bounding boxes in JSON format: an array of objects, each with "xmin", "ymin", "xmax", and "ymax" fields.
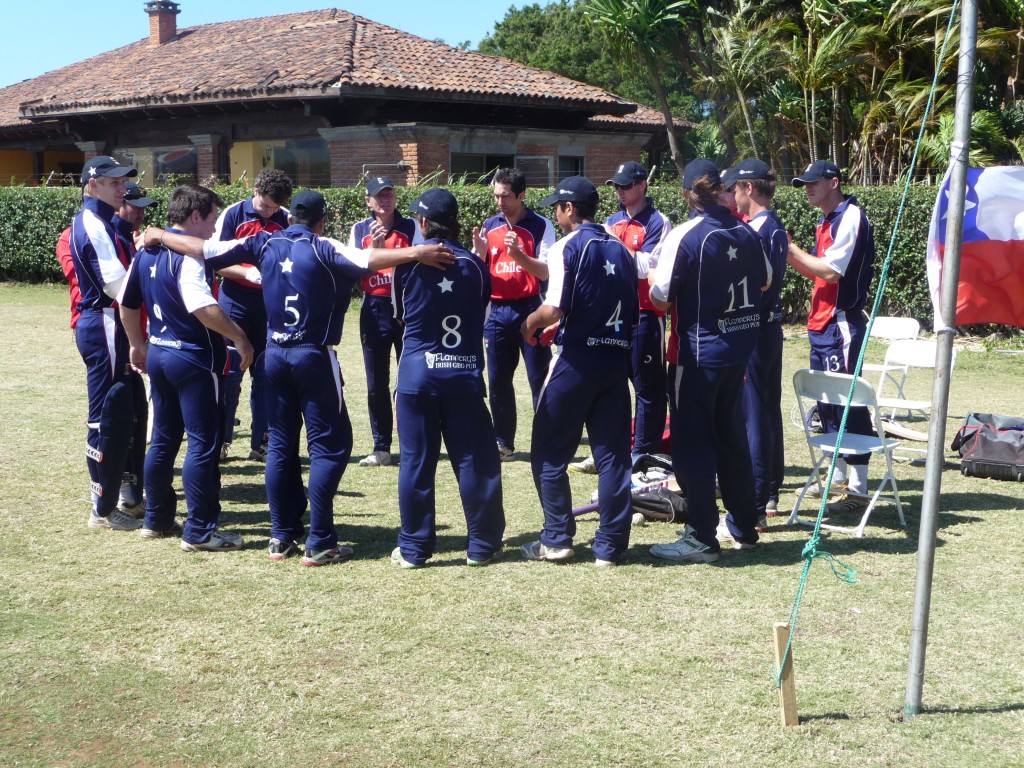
[
  {"xmin": 326, "ymin": 137, "xmax": 414, "ymax": 187},
  {"xmin": 586, "ymin": 147, "xmax": 643, "ymax": 187}
]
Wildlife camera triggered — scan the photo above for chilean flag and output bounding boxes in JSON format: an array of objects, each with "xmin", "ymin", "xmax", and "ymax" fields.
[{"xmin": 927, "ymin": 166, "xmax": 1024, "ymax": 329}]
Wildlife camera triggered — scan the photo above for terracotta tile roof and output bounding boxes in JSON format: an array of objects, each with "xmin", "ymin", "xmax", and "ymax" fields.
[
  {"xmin": 1, "ymin": 8, "xmax": 640, "ymax": 129},
  {"xmin": 588, "ymin": 103, "xmax": 690, "ymax": 130}
]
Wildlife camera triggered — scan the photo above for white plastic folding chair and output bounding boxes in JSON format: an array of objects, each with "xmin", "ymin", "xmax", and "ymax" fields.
[
  {"xmin": 861, "ymin": 316, "xmax": 921, "ymax": 401},
  {"xmin": 789, "ymin": 369, "xmax": 906, "ymax": 537},
  {"xmin": 875, "ymin": 339, "xmax": 958, "ymax": 443}
]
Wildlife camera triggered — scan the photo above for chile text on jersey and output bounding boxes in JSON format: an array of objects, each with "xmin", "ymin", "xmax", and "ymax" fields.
[{"xmin": 480, "ymin": 209, "xmax": 555, "ymax": 301}]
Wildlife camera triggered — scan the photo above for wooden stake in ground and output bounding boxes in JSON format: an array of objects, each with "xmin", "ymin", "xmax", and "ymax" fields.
[{"xmin": 774, "ymin": 622, "xmax": 799, "ymax": 726}]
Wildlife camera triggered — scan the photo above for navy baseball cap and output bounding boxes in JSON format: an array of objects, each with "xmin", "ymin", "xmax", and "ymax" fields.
[
  {"xmin": 792, "ymin": 160, "xmax": 841, "ymax": 186},
  {"xmin": 366, "ymin": 176, "xmax": 395, "ymax": 196},
  {"xmin": 123, "ymin": 182, "xmax": 157, "ymax": 208},
  {"xmin": 606, "ymin": 161, "xmax": 647, "ymax": 186},
  {"xmin": 409, "ymin": 188, "xmax": 458, "ymax": 224},
  {"xmin": 682, "ymin": 158, "xmax": 720, "ymax": 191},
  {"xmin": 723, "ymin": 158, "xmax": 772, "ymax": 190},
  {"xmin": 538, "ymin": 176, "xmax": 600, "ymax": 208},
  {"xmin": 81, "ymin": 155, "xmax": 137, "ymax": 185},
  {"xmin": 291, "ymin": 190, "xmax": 327, "ymax": 222}
]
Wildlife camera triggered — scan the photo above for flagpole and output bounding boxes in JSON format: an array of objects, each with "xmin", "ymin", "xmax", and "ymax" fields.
[{"xmin": 904, "ymin": 0, "xmax": 976, "ymax": 721}]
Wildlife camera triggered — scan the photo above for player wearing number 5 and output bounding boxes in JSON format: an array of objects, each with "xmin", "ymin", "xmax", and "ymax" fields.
[
  {"xmin": 391, "ymin": 189, "xmax": 505, "ymax": 568},
  {"xmin": 648, "ymin": 160, "xmax": 771, "ymax": 563},
  {"xmin": 520, "ymin": 176, "xmax": 638, "ymax": 566}
]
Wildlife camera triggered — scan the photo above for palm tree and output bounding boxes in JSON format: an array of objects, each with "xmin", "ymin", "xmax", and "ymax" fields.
[
  {"xmin": 585, "ymin": 0, "xmax": 696, "ymax": 177},
  {"xmin": 698, "ymin": 0, "xmax": 794, "ymax": 159}
]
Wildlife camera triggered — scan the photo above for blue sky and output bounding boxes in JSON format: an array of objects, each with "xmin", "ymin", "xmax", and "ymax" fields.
[{"xmin": 1, "ymin": 1, "xmax": 510, "ymax": 89}]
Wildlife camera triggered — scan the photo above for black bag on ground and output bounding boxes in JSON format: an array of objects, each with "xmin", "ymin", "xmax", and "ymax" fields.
[
  {"xmin": 632, "ymin": 487, "xmax": 687, "ymax": 523},
  {"xmin": 951, "ymin": 412, "xmax": 1024, "ymax": 481}
]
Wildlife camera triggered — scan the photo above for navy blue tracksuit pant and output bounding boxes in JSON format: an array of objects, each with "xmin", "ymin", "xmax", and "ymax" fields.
[
  {"xmin": 264, "ymin": 345, "xmax": 352, "ymax": 553},
  {"xmin": 672, "ymin": 362, "xmax": 759, "ymax": 552},
  {"xmin": 743, "ymin": 321, "xmax": 785, "ymax": 515},
  {"xmin": 144, "ymin": 345, "xmax": 223, "ymax": 544},
  {"xmin": 485, "ymin": 297, "xmax": 551, "ymax": 452},
  {"xmin": 395, "ymin": 392, "xmax": 505, "ymax": 565},
  {"xmin": 531, "ymin": 347, "xmax": 633, "ymax": 562},
  {"xmin": 360, "ymin": 295, "xmax": 402, "ymax": 453},
  {"xmin": 631, "ymin": 310, "xmax": 667, "ymax": 457},
  {"xmin": 809, "ymin": 313, "xmax": 872, "ymax": 466}
]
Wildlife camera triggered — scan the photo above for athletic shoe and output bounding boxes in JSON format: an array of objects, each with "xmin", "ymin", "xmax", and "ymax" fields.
[
  {"xmin": 391, "ymin": 547, "xmax": 424, "ymax": 569},
  {"xmin": 520, "ymin": 540, "xmax": 574, "ymax": 562},
  {"xmin": 219, "ymin": 443, "xmax": 230, "ymax": 462},
  {"xmin": 826, "ymin": 496, "xmax": 870, "ymax": 515},
  {"xmin": 140, "ymin": 520, "xmax": 184, "ymax": 539},
  {"xmin": 595, "ymin": 558, "xmax": 617, "ymax": 568},
  {"xmin": 569, "ymin": 456, "xmax": 597, "ymax": 474},
  {"xmin": 755, "ymin": 514, "xmax": 769, "ymax": 533},
  {"xmin": 300, "ymin": 545, "xmax": 354, "ymax": 567},
  {"xmin": 650, "ymin": 525, "xmax": 721, "ymax": 563},
  {"xmin": 806, "ymin": 480, "xmax": 847, "ymax": 499},
  {"xmin": 467, "ymin": 549, "xmax": 502, "ymax": 567},
  {"xmin": 497, "ymin": 443, "xmax": 515, "ymax": 462},
  {"xmin": 716, "ymin": 521, "xmax": 757, "ymax": 551},
  {"xmin": 180, "ymin": 530, "xmax": 243, "ymax": 552},
  {"xmin": 359, "ymin": 450, "xmax": 391, "ymax": 467},
  {"xmin": 765, "ymin": 498, "xmax": 779, "ymax": 516},
  {"xmin": 248, "ymin": 444, "xmax": 268, "ymax": 462},
  {"xmin": 88, "ymin": 509, "xmax": 144, "ymax": 531},
  {"xmin": 268, "ymin": 538, "xmax": 301, "ymax": 561},
  {"xmin": 119, "ymin": 474, "xmax": 143, "ymax": 517}
]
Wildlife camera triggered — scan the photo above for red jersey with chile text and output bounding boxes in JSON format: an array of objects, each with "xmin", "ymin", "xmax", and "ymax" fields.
[
  {"xmin": 479, "ymin": 208, "xmax": 556, "ymax": 301},
  {"xmin": 348, "ymin": 214, "xmax": 417, "ymax": 296},
  {"xmin": 606, "ymin": 201, "xmax": 671, "ymax": 316}
]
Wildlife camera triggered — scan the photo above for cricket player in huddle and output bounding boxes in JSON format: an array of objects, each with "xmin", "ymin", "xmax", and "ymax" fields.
[
  {"xmin": 391, "ymin": 189, "xmax": 506, "ymax": 568},
  {"xmin": 70, "ymin": 156, "xmax": 145, "ymax": 532},
  {"xmin": 214, "ymin": 168, "xmax": 293, "ymax": 462},
  {"xmin": 473, "ymin": 168, "xmax": 556, "ymax": 461},
  {"xmin": 348, "ymin": 176, "xmax": 418, "ymax": 468},
  {"xmin": 787, "ymin": 160, "xmax": 876, "ymax": 514},
  {"xmin": 725, "ymin": 158, "xmax": 789, "ymax": 527},
  {"xmin": 605, "ymin": 160, "xmax": 671, "ymax": 461},
  {"xmin": 120, "ymin": 184, "xmax": 254, "ymax": 551},
  {"xmin": 648, "ymin": 159, "xmax": 770, "ymax": 563},
  {"xmin": 520, "ymin": 176, "xmax": 638, "ymax": 566},
  {"xmin": 149, "ymin": 190, "xmax": 455, "ymax": 565}
]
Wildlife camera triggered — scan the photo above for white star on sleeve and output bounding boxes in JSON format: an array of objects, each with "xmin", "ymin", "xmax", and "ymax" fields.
[
  {"xmin": 603, "ymin": 260, "xmax": 616, "ymax": 275},
  {"xmin": 149, "ymin": 264, "xmax": 157, "ymax": 277},
  {"xmin": 727, "ymin": 246, "xmax": 738, "ymax": 261},
  {"xmin": 281, "ymin": 257, "xmax": 294, "ymax": 273},
  {"xmin": 438, "ymin": 277, "xmax": 454, "ymax": 293}
]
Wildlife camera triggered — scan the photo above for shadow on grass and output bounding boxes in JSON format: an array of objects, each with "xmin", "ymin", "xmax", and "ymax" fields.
[{"xmin": 918, "ymin": 702, "xmax": 1024, "ymax": 716}]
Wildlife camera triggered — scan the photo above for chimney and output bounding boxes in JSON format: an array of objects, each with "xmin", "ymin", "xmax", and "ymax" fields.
[{"xmin": 145, "ymin": 1, "xmax": 180, "ymax": 46}]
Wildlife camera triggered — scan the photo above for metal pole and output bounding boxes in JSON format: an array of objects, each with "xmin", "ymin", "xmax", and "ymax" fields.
[{"xmin": 904, "ymin": 0, "xmax": 977, "ymax": 721}]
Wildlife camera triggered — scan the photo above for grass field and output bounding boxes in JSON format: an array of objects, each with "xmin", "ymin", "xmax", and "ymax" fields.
[{"xmin": 2, "ymin": 282, "xmax": 1023, "ymax": 767}]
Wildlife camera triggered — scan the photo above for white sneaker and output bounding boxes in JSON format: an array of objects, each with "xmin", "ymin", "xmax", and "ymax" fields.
[
  {"xmin": 359, "ymin": 450, "xmax": 391, "ymax": 467},
  {"xmin": 219, "ymin": 443, "xmax": 230, "ymax": 462},
  {"xmin": 497, "ymin": 443, "xmax": 515, "ymax": 462},
  {"xmin": 716, "ymin": 521, "xmax": 757, "ymax": 551},
  {"xmin": 521, "ymin": 540, "xmax": 574, "ymax": 561},
  {"xmin": 180, "ymin": 529, "xmax": 243, "ymax": 552},
  {"xmin": 650, "ymin": 525, "xmax": 720, "ymax": 563},
  {"xmin": 88, "ymin": 508, "xmax": 144, "ymax": 531},
  {"xmin": 569, "ymin": 456, "xmax": 597, "ymax": 474}
]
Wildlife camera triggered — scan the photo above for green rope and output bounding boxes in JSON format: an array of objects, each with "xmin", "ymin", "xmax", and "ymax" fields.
[{"xmin": 775, "ymin": 0, "xmax": 961, "ymax": 688}]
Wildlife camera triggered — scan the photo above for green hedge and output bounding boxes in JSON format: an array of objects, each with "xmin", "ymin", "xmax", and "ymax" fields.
[{"xmin": 0, "ymin": 181, "xmax": 940, "ymax": 325}]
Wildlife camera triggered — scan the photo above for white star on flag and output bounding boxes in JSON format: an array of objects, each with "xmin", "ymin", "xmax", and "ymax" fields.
[
  {"xmin": 940, "ymin": 188, "xmax": 976, "ymax": 219},
  {"xmin": 727, "ymin": 246, "xmax": 738, "ymax": 261},
  {"xmin": 281, "ymin": 258, "xmax": 294, "ymax": 273},
  {"xmin": 603, "ymin": 260, "xmax": 616, "ymax": 275},
  {"xmin": 438, "ymin": 277, "xmax": 454, "ymax": 293}
]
